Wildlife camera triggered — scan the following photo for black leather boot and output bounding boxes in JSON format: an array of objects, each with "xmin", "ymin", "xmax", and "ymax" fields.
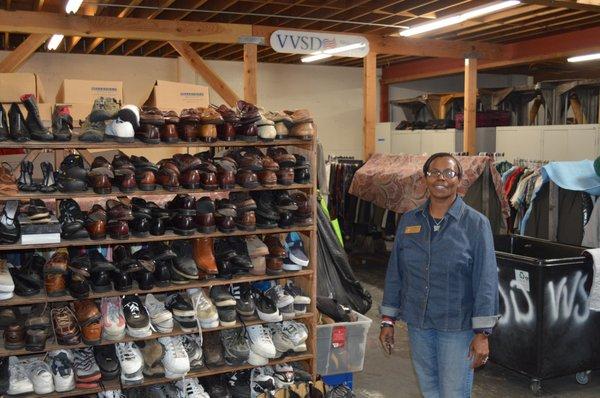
[
  {"xmin": 52, "ymin": 105, "xmax": 73, "ymax": 141},
  {"xmin": 0, "ymin": 105, "xmax": 8, "ymax": 141},
  {"xmin": 20, "ymin": 94, "xmax": 52, "ymax": 141},
  {"xmin": 8, "ymin": 103, "xmax": 30, "ymax": 142}
]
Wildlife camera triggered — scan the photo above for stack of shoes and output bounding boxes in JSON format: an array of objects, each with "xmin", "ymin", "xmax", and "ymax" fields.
[
  {"xmin": 47, "ymin": 349, "xmax": 76, "ymax": 392},
  {"xmin": 227, "ymin": 369, "xmax": 252, "ymax": 398},
  {"xmin": 88, "ymin": 156, "xmax": 114, "ymax": 194},
  {"xmin": 0, "ymin": 259, "xmax": 15, "ymax": 299},
  {"xmin": 51, "ymin": 304, "xmax": 82, "ymax": 345},
  {"xmin": 137, "ymin": 107, "xmax": 163, "ymax": 144},
  {"xmin": 101, "ymin": 296, "xmax": 127, "ymax": 341},
  {"xmin": 4, "ymin": 321, "xmax": 26, "ymax": 350},
  {"xmin": 253, "ymin": 287, "xmax": 283, "ymax": 323},
  {"xmin": 273, "ymin": 362, "xmax": 295, "ymax": 389},
  {"xmin": 216, "ymin": 104, "xmax": 238, "ymax": 141},
  {"xmin": 123, "ymin": 295, "xmax": 152, "ymax": 338},
  {"xmin": 44, "ymin": 249, "xmax": 68, "ymax": 296},
  {"xmin": 198, "ymin": 107, "xmax": 223, "ymax": 143},
  {"xmin": 256, "ymin": 113, "xmax": 277, "ymax": 141},
  {"xmin": 73, "ymin": 300, "xmax": 102, "ymax": 345},
  {"xmin": 171, "ymin": 239, "xmax": 200, "ymax": 281},
  {"xmin": 56, "ymin": 154, "xmax": 88, "ymax": 192},
  {"xmin": 206, "ymin": 375, "xmax": 235, "ymax": 397},
  {"xmin": 245, "ymin": 235, "xmax": 268, "ymax": 276},
  {"xmin": 188, "ymin": 287, "xmax": 220, "ymax": 329},
  {"xmin": 265, "ymin": 111, "xmax": 293, "ymax": 140},
  {"xmin": 270, "ymin": 321, "xmax": 309, "ymax": 357},
  {"xmin": 267, "ymin": 147, "xmax": 296, "ymax": 186},
  {"xmin": 94, "ymin": 344, "xmax": 120, "ymax": 380},
  {"xmin": 161, "ymin": 110, "xmax": 180, "ymax": 143},
  {"xmin": 79, "ymin": 97, "xmax": 120, "ymax": 142},
  {"xmin": 106, "ymin": 105, "xmax": 137, "ymax": 143},
  {"xmin": 111, "ymin": 154, "xmax": 136, "ymax": 194},
  {"xmin": 181, "ymin": 334, "xmax": 205, "ymax": 369},
  {"xmin": 230, "ymin": 194, "xmax": 257, "ymax": 232},
  {"xmin": 250, "ymin": 366, "xmax": 278, "ymax": 397},
  {"xmin": 284, "ymin": 280, "xmax": 311, "ymax": 316},
  {"xmin": 210, "ymin": 285, "xmax": 237, "ymax": 327},
  {"xmin": 73, "ymin": 347, "xmax": 102, "ymax": 388},
  {"xmin": 236, "ymin": 100, "xmax": 260, "ymax": 141},
  {"xmin": 274, "ymin": 191, "xmax": 298, "ymax": 228},
  {"xmin": 165, "ymin": 293, "xmax": 197, "ymax": 332},
  {"xmin": 221, "ymin": 328, "xmax": 250, "ymax": 366},
  {"xmin": 179, "ymin": 108, "xmax": 201, "ymax": 142},
  {"xmin": 116, "ymin": 342, "xmax": 144, "ymax": 385},
  {"xmin": 284, "ymin": 109, "xmax": 315, "ymax": 141},
  {"xmin": 138, "ymin": 339, "xmax": 165, "ymax": 378},
  {"xmin": 145, "ymin": 293, "xmax": 174, "ymax": 333},
  {"xmin": 265, "ymin": 283, "xmax": 296, "ymax": 320},
  {"xmin": 24, "ymin": 304, "xmax": 51, "ymax": 351},
  {"xmin": 231, "ymin": 282, "xmax": 257, "ymax": 320},
  {"xmin": 203, "ymin": 332, "xmax": 225, "ymax": 367},
  {"xmin": 107, "ymin": 199, "xmax": 133, "ymax": 239},
  {"xmin": 131, "ymin": 155, "xmax": 158, "ymax": 192},
  {"xmin": 253, "ymin": 191, "xmax": 279, "ymax": 229},
  {"xmin": 59, "ymin": 199, "xmax": 89, "ymax": 239},
  {"xmin": 293, "ymin": 155, "xmax": 311, "ymax": 184},
  {"xmin": 291, "ymin": 191, "xmax": 313, "ymax": 226},
  {"xmin": 158, "ymin": 336, "xmax": 190, "ymax": 379},
  {"xmin": 283, "ymin": 232, "xmax": 310, "ymax": 272},
  {"xmin": 264, "ymin": 235, "xmax": 286, "ymax": 275},
  {"xmin": 246, "ymin": 324, "xmax": 277, "ymax": 366}
]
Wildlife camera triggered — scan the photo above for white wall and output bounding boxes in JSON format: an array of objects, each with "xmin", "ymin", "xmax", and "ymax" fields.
[
  {"xmin": 0, "ymin": 51, "xmax": 372, "ymax": 160},
  {"xmin": 389, "ymin": 73, "xmax": 530, "ymax": 121}
]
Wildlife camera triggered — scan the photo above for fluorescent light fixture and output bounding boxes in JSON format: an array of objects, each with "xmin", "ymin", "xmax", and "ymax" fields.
[
  {"xmin": 568, "ymin": 53, "xmax": 600, "ymax": 63},
  {"xmin": 47, "ymin": 34, "xmax": 64, "ymax": 51},
  {"xmin": 65, "ymin": 0, "xmax": 83, "ymax": 14},
  {"xmin": 301, "ymin": 53, "xmax": 333, "ymax": 63},
  {"xmin": 400, "ymin": 1, "xmax": 521, "ymax": 37},
  {"xmin": 323, "ymin": 42, "xmax": 367, "ymax": 55}
]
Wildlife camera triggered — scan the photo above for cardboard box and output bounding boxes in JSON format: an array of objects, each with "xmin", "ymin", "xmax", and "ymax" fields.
[
  {"xmin": 144, "ymin": 80, "xmax": 209, "ymax": 113},
  {"xmin": 0, "ymin": 73, "xmax": 45, "ymax": 103},
  {"xmin": 56, "ymin": 79, "xmax": 123, "ymax": 104}
]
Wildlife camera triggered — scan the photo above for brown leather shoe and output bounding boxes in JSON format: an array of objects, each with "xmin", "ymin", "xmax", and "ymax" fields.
[
  {"xmin": 45, "ymin": 274, "xmax": 66, "ymax": 296},
  {"xmin": 74, "ymin": 299, "xmax": 102, "ymax": 344},
  {"xmin": 264, "ymin": 235, "xmax": 286, "ymax": 258},
  {"xmin": 163, "ymin": 110, "xmax": 180, "ymax": 124},
  {"xmin": 218, "ymin": 122, "xmax": 236, "ymax": 141},
  {"xmin": 25, "ymin": 304, "xmax": 51, "ymax": 329},
  {"xmin": 181, "ymin": 169, "xmax": 201, "ymax": 189},
  {"xmin": 200, "ymin": 171, "xmax": 218, "ymax": 190},
  {"xmin": 160, "ymin": 123, "xmax": 179, "ymax": 143},
  {"xmin": 261, "ymin": 156, "xmax": 280, "ymax": 172},
  {"xmin": 199, "ymin": 124, "xmax": 217, "ymax": 143},
  {"xmin": 106, "ymin": 199, "xmax": 133, "ymax": 221},
  {"xmin": 114, "ymin": 169, "xmax": 136, "ymax": 193},
  {"xmin": 290, "ymin": 121, "xmax": 315, "ymax": 140},
  {"xmin": 86, "ymin": 204, "xmax": 107, "ymax": 240},
  {"xmin": 88, "ymin": 171, "xmax": 112, "ymax": 194},
  {"xmin": 258, "ymin": 170, "xmax": 277, "ymax": 187},
  {"xmin": 267, "ymin": 147, "xmax": 296, "ymax": 168},
  {"xmin": 266, "ymin": 256, "xmax": 283, "ymax": 275},
  {"xmin": 45, "ymin": 248, "xmax": 69, "ymax": 274},
  {"xmin": 178, "ymin": 122, "xmax": 198, "ymax": 142},
  {"xmin": 236, "ymin": 169, "xmax": 260, "ymax": 189},
  {"xmin": 157, "ymin": 167, "xmax": 180, "ymax": 191},
  {"xmin": 112, "ymin": 154, "xmax": 135, "ymax": 172},
  {"xmin": 91, "ymin": 156, "xmax": 112, "ymax": 172},
  {"xmin": 136, "ymin": 170, "xmax": 157, "ymax": 191},
  {"xmin": 217, "ymin": 167, "xmax": 236, "ymax": 190},
  {"xmin": 235, "ymin": 211, "xmax": 256, "ymax": 231},
  {"xmin": 195, "ymin": 197, "xmax": 216, "ymax": 233},
  {"xmin": 276, "ymin": 167, "xmax": 295, "ymax": 186},
  {"xmin": 136, "ymin": 124, "xmax": 160, "ymax": 144},
  {"xmin": 291, "ymin": 192, "xmax": 311, "ymax": 217},
  {"xmin": 4, "ymin": 322, "xmax": 25, "ymax": 349},
  {"xmin": 216, "ymin": 214, "xmax": 236, "ymax": 233},
  {"xmin": 173, "ymin": 153, "xmax": 203, "ymax": 173},
  {"xmin": 108, "ymin": 220, "xmax": 129, "ymax": 240},
  {"xmin": 140, "ymin": 106, "xmax": 165, "ymax": 126},
  {"xmin": 192, "ymin": 237, "xmax": 218, "ymax": 275},
  {"xmin": 52, "ymin": 305, "xmax": 81, "ymax": 345},
  {"xmin": 235, "ymin": 122, "xmax": 258, "ymax": 141}
]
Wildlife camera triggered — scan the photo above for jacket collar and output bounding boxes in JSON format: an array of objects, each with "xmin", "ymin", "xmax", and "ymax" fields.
[{"xmin": 417, "ymin": 195, "xmax": 464, "ymax": 221}]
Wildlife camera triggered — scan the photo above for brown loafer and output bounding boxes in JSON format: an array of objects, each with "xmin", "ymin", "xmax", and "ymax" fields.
[
  {"xmin": 258, "ymin": 170, "xmax": 278, "ymax": 187},
  {"xmin": 290, "ymin": 121, "xmax": 315, "ymax": 140},
  {"xmin": 261, "ymin": 156, "xmax": 280, "ymax": 172},
  {"xmin": 91, "ymin": 156, "xmax": 113, "ymax": 172},
  {"xmin": 136, "ymin": 170, "xmax": 157, "ymax": 191},
  {"xmin": 4, "ymin": 322, "xmax": 25, "ymax": 349},
  {"xmin": 45, "ymin": 274, "xmax": 66, "ymax": 296},
  {"xmin": 106, "ymin": 199, "xmax": 133, "ymax": 221},
  {"xmin": 140, "ymin": 106, "xmax": 165, "ymax": 126},
  {"xmin": 235, "ymin": 211, "xmax": 256, "ymax": 231},
  {"xmin": 235, "ymin": 169, "xmax": 260, "ymax": 189},
  {"xmin": 157, "ymin": 167, "xmax": 180, "ymax": 191},
  {"xmin": 107, "ymin": 219, "xmax": 130, "ymax": 240},
  {"xmin": 88, "ymin": 170, "xmax": 112, "ymax": 194},
  {"xmin": 217, "ymin": 166, "xmax": 236, "ymax": 190},
  {"xmin": 178, "ymin": 122, "xmax": 198, "ymax": 142},
  {"xmin": 200, "ymin": 171, "xmax": 218, "ymax": 191},
  {"xmin": 136, "ymin": 124, "xmax": 161, "ymax": 144},
  {"xmin": 264, "ymin": 235, "xmax": 286, "ymax": 258},
  {"xmin": 114, "ymin": 169, "xmax": 137, "ymax": 193},
  {"xmin": 218, "ymin": 122, "xmax": 236, "ymax": 141},
  {"xmin": 192, "ymin": 237, "xmax": 218, "ymax": 275},
  {"xmin": 44, "ymin": 248, "xmax": 69, "ymax": 274},
  {"xmin": 199, "ymin": 124, "xmax": 217, "ymax": 143},
  {"xmin": 160, "ymin": 123, "xmax": 179, "ymax": 143},
  {"xmin": 181, "ymin": 169, "xmax": 201, "ymax": 189},
  {"xmin": 276, "ymin": 167, "xmax": 295, "ymax": 186},
  {"xmin": 85, "ymin": 204, "xmax": 107, "ymax": 240},
  {"xmin": 173, "ymin": 153, "xmax": 203, "ymax": 173}
]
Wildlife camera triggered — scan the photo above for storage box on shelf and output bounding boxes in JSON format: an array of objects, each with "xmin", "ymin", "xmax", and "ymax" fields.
[{"xmin": 0, "ymin": 125, "xmax": 319, "ymax": 396}]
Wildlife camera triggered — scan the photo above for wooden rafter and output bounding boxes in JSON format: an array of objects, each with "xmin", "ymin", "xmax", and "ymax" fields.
[
  {"xmin": 0, "ymin": 33, "xmax": 48, "ymax": 72},
  {"xmin": 87, "ymin": 0, "xmax": 144, "ymax": 54}
]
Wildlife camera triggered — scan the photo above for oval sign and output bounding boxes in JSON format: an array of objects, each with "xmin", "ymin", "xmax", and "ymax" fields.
[{"xmin": 270, "ymin": 29, "xmax": 369, "ymax": 58}]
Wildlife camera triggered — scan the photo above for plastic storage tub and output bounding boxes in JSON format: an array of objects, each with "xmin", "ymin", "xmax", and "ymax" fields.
[
  {"xmin": 491, "ymin": 235, "xmax": 600, "ymax": 394},
  {"xmin": 316, "ymin": 311, "xmax": 372, "ymax": 376}
]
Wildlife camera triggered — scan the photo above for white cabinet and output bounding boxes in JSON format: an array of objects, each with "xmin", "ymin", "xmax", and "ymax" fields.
[
  {"xmin": 421, "ymin": 130, "xmax": 456, "ymax": 154},
  {"xmin": 391, "ymin": 131, "xmax": 421, "ymax": 154},
  {"xmin": 375, "ymin": 123, "xmax": 393, "ymax": 154},
  {"xmin": 564, "ymin": 126, "xmax": 598, "ymax": 161},
  {"xmin": 496, "ymin": 126, "xmax": 543, "ymax": 160}
]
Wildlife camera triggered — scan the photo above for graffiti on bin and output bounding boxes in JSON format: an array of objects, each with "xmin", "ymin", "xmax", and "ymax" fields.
[{"xmin": 498, "ymin": 270, "xmax": 590, "ymax": 326}]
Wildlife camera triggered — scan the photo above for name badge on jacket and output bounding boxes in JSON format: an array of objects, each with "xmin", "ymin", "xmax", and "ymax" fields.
[{"xmin": 404, "ymin": 225, "xmax": 421, "ymax": 234}]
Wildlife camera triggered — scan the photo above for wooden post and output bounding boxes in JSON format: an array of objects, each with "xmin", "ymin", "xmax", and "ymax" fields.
[
  {"xmin": 243, "ymin": 44, "xmax": 257, "ymax": 104},
  {"xmin": 380, "ymin": 81, "xmax": 389, "ymax": 123},
  {"xmin": 363, "ymin": 52, "xmax": 376, "ymax": 160},
  {"xmin": 463, "ymin": 58, "xmax": 477, "ymax": 154}
]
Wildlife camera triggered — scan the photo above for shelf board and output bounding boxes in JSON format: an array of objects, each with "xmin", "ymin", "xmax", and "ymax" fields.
[
  {"xmin": 8, "ymin": 378, "xmax": 122, "ymax": 398},
  {"xmin": 0, "ymin": 269, "xmax": 312, "ymax": 307},
  {"xmin": 0, "ymin": 225, "xmax": 315, "ymax": 251},
  {"xmin": 0, "ymin": 313, "xmax": 314, "ymax": 358},
  {"xmin": 0, "ymin": 183, "xmax": 313, "ymax": 201},
  {"xmin": 0, "ymin": 137, "xmax": 313, "ymax": 149},
  {"xmin": 124, "ymin": 353, "xmax": 314, "ymax": 389}
]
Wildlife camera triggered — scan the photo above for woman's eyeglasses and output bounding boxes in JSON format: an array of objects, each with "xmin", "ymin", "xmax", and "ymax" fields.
[{"xmin": 425, "ymin": 169, "xmax": 458, "ymax": 179}]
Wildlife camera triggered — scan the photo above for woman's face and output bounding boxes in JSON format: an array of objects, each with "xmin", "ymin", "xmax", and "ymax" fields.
[{"xmin": 425, "ymin": 156, "xmax": 460, "ymax": 200}]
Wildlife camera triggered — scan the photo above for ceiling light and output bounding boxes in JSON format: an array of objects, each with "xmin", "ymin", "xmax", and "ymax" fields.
[
  {"xmin": 568, "ymin": 53, "xmax": 600, "ymax": 63},
  {"xmin": 323, "ymin": 42, "xmax": 367, "ymax": 55},
  {"xmin": 47, "ymin": 34, "xmax": 64, "ymax": 51},
  {"xmin": 65, "ymin": 0, "xmax": 83, "ymax": 14},
  {"xmin": 400, "ymin": 1, "xmax": 521, "ymax": 37},
  {"xmin": 301, "ymin": 53, "xmax": 333, "ymax": 63}
]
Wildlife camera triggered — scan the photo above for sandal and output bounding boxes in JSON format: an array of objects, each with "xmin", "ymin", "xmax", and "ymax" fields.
[
  {"xmin": 39, "ymin": 162, "xmax": 57, "ymax": 193},
  {"xmin": 17, "ymin": 161, "xmax": 37, "ymax": 192}
]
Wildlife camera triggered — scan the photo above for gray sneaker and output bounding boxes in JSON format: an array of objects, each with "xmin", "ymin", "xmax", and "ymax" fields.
[
  {"xmin": 231, "ymin": 283, "xmax": 256, "ymax": 318},
  {"xmin": 180, "ymin": 334, "xmax": 203, "ymax": 369},
  {"xmin": 217, "ymin": 306, "xmax": 237, "ymax": 327},
  {"xmin": 210, "ymin": 285, "xmax": 236, "ymax": 307},
  {"xmin": 221, "ymin": 328, "xmax": 250, "ymax": 365}
]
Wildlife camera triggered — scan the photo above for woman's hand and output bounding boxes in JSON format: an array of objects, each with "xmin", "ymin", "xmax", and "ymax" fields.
[
  {"xmin": 379, "ymin": 327, "xmax": 395, "ymax": 356},
  {"xmin": 468, "ymin": 334, "xmax": 489, "ymax": 368}
]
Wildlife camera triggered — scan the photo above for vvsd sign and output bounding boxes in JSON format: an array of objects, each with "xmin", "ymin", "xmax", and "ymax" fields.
[{"xmin": 270, "ymin": 30, "xmax": 369, "ymax": 57}]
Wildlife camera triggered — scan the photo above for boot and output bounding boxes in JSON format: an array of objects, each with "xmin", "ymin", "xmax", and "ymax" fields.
[
  {"xmin": 20, "ymin": 94, "xmax": 52, "ymax": 141},
  {"xmin": 51, "ymin": 105, "xmax": 73, "ymax": 141},
  {"xmin": 8, "ymin": 103, "xmax": 30, "ymax": 142},
  {"xmin": 0, "ymin": 105, "xmax": 8, "ymax": 141}
]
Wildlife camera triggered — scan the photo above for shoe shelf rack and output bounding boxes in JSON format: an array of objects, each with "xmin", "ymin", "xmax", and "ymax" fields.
[{"xmin": 1, "ymin": 132, "xmax": 319, "ymax": 396}]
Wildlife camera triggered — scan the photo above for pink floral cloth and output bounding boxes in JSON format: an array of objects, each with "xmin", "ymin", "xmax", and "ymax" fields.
[{"xmin": 348, "ymin": 153, "xmax": 510, "ymax": 218}]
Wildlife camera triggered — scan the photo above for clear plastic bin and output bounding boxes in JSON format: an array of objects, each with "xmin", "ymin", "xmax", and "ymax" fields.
[{"xmin": 316, "ymin": 311, "xmax": 372, "ymax": 376}]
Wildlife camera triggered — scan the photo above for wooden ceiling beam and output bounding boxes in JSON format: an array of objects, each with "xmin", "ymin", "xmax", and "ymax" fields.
[
  {"xmin": 522, "ymin": 0, "xmax": 600, "ymax": 13},
  {"xmin": 0, "ymin": 33, "xmax": 48, "ymax": 72},
  {"xmin": 93, "ymin": 0, "xmax": 144, "ymax": 54}
]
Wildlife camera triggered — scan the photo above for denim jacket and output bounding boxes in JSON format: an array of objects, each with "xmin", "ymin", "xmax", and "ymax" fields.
[{"xmin": 380, "ymin": 196, "xmax": 500, "ymax": 331}]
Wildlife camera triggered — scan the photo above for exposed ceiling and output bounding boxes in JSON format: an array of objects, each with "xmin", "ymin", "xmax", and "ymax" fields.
[{"xmin": 2, "ymin": 0, "xmax": 600, "ymax": 75}]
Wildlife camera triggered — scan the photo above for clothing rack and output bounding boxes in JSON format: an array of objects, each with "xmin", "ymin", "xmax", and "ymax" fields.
[
  {"xmin": 513, "ymin": 158, "xmax": 549, "ymax": 168},
  {"xmin": 479, "ymin": 152, "xmax": 505, "ymax": 158}
]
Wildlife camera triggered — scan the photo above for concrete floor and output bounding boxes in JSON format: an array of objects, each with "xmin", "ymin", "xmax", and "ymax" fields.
[{"xmin": 351, "ymin": 264, "xmax": 600, "ymax": 397}]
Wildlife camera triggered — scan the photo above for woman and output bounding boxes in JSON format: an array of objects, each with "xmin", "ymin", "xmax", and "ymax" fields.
[{"xmin": 379, "ymin": 152, "xmax": 499, "ymax": 398}]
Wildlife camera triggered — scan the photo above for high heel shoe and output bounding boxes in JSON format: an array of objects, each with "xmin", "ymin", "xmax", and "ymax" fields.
[
  {"xmin": 39, "ymin": 162, "xmax": 57, "ymax": 193},
  {"xmin": 0, "ymin": 200, "xmax": 20, "ymax": 244},
  {"xmin": 17, "ymin": 161, "xmax": 36, "ymax": 192}
]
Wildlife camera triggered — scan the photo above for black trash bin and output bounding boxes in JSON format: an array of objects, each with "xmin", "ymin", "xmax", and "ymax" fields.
[{"xmin": 491, "ymin": 235, "xmax": 600, "ymax": 394}]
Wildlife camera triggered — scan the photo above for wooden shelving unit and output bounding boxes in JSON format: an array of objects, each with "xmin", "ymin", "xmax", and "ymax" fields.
[{"xmin": 0, "ymin": 132, "xmax": 319, "ymax": 395}]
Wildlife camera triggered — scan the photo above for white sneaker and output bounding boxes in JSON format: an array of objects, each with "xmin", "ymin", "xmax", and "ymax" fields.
[
  {"xmin": 0, "ymin": 259, "xmax": 14, "ymax": 293},
  {"xmin": 0, "ymin": 291, "xmax": 13, "ymax": 300},
  {"xmin": 101, "ymin": 297, "xmax": 126, "ymax": 341},
  {"xmin": 247, "ymin": 349, "xmax": 269, "ymax": 366},
  {"xmin": 265, "ymin": 285, "xmax": 294, "ymax": 308},
  {"xmin": 280, "ymin": 320, "xmax": 308, "ymax": 346},
  {"xmin": 73, "ymin": 348, "xmax": 101, "ymax": 381},
  {"xmin": 181, "ymin": 334, "xmax": 203, "ymax": 368},
  {"xmin": 115, "ymin": 342, "xmax": 144, "ymax": 375},
  {"xmin": 158, "ymin": 336, "xmax": 190, "ymax": 375},
  {"xmin": 98, "ymin": 390, "xmax": 126, "ymax": 398},
  {"xmin": 246, "ymin": 325, "xmax": 276, "ymax": 359},
  {"xmin": 188, "ymin": 288, "xmax": 219, "ymax": 329},
  {"xmin": 250, "ymin": 366, "xmax": 277, "ymax": 398},
  {"xmin": 26, "ymin": 360, "xmax": 54, "ymax": 394},
  {"xmin": 105, "ymin": 118, "xmax": 134, "ymax": 143},
  {"xmin": 176, "ymin": 377, "xmax": 210, "ymax": 397},
  {"xmin": 47, "ymin": 350, "xmax": 75, "ymax": 392},
  {"xmin": 273, "ymin": 363, "xmax": 294, "ymax": 389},
  {"xmin": 8, "ymin": 356, "xmax": 34, "ymax": 395},
  {"xmin": 145, "ymin": 293, "xmax": 174, "ymax": 325}
]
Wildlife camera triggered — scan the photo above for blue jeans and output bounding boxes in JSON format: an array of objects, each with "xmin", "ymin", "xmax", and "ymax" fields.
[{"xmin": 408, "ymin": 326, "xmax": 474, "ymax": 398}]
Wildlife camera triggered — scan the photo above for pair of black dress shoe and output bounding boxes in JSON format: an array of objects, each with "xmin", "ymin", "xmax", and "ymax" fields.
[
  {"xmin": 8, "ymin": 254, "xmax": 45, "ymax": 296},
  {"xmin": 214, "ymin": 237, "xmax": 253, "ymax": 279}
]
